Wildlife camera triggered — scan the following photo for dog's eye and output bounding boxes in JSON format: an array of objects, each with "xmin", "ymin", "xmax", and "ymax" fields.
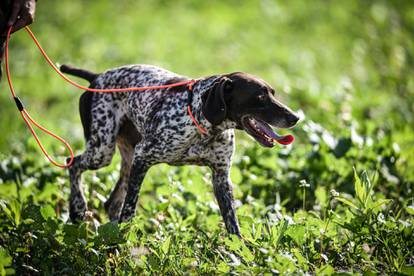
[{"xmin": 258, "ymin": 94, "xmax": 267, "ymax": 101}]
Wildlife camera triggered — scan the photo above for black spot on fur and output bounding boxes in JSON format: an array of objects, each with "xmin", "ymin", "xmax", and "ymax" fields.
[{"xmin": 165, "ymin": 77, "xmax": 189, "ymax": 92}]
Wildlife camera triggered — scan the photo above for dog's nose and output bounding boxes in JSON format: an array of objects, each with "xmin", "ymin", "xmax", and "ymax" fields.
[{"xmin": 287, "ymin": 113, "xmax": 300, "ymax": 126}]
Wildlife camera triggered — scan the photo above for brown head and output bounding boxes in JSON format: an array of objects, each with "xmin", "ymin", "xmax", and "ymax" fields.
[{"xmin": 202, "ymin": 73, "xmax": 299, "ymax": 147}]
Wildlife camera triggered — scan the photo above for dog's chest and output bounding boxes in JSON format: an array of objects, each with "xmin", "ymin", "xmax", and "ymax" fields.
[
  {"xmin": 141, "ymin": 130, "xmax": 212, "ymax": 164},
  {"xmin": 164, "ymin": 140, "xmax": 214, "ymax": 166}
]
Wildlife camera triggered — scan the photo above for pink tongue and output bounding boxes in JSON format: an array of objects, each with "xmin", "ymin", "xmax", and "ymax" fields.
[
  {"xmin": 255, "ymin": 119, "xmax": 295, "ymax": 146},
  {"xmin": 273, "ymin": 134, "xmax": 294, "ymax": 145}
]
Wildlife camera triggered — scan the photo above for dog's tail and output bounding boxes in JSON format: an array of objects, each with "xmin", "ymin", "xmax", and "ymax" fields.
[{"xmin": 60, "ymin": 64, "xmax": 99, "ymax": 83}]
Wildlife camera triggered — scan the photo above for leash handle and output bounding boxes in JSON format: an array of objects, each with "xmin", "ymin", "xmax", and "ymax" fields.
[{"xmin": 5, "ymin": 27, "xmax": 74, "ymax": 168}]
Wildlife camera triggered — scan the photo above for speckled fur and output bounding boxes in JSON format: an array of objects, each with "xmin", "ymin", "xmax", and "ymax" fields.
[{"xmin": 66, "ymin": 64, "xmax": 298, "ymax": 236}]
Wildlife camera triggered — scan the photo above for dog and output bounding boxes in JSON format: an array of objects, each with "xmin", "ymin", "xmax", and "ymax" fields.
[{"xmin": 61, "ymin": 64, "xmax": 299, "ymax": 236}]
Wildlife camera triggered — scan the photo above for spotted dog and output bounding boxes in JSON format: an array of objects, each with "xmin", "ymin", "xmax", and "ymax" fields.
[{"xmin": 61, "ymin": 64, "xmax": 299, "ymax": 236}]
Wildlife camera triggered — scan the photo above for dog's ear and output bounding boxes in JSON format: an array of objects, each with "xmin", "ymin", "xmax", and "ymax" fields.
[{"xmin": 202, "ymin": 77, "xmax": 233, "ymax": 125}]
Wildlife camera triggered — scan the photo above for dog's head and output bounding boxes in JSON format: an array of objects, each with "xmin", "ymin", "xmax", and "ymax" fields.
[{"xmin": 202, "ymin": 73, "xmax": 299, "ymax": 147}]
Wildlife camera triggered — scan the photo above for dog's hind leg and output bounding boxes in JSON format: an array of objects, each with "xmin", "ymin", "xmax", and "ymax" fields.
[
  {"xmin": 104, "ymin": 140, "xmax": 134, "ymax": 221},
  {"xmin": 68, "ymin": 93, "xmax": 120, "ymax": 222},
  {"xmin": 69, "ymin": 135, "xmax": 118, "ymax": 222},
  {"xmin": 118, "ymin": 141, "xmax": 157, "ymax": 222},
  {"xmin": 119, "ymin": 155, "xmax": 151, "ymax": 222},
  {"xmin": 105, "ymin": 118, "xmax": 141, "ymax": 221}
]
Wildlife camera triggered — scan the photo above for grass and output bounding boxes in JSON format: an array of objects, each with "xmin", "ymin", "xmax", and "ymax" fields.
[{"xmin": 1, "ymin": 0, "xmax": 413, "ymax": 274}]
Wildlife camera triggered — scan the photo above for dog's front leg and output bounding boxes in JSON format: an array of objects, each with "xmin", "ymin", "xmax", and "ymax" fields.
[
  {"xmin": 119, "ymin": 154, "xmax": 150, "ymax": 222},
  {"xmin": 212, "ymin": 167, "xmax": 241, "ymax": 236}
]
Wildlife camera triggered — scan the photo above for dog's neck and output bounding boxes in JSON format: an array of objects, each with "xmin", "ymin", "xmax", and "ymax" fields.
[{"xmin": 191, "ymin": 75, "xmax": 237, "ymax": 136}]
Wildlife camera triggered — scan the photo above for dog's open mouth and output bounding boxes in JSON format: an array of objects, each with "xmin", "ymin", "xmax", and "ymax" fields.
[{"xmin": 241, "ymin": 116, "xmax": 294, "ymax": 147}]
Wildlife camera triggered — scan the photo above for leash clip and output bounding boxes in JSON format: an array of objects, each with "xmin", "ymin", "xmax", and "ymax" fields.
[
  {"xmin": 186, "ymin": 79, "xmax": 195, "ymax": 91},
  {"xmin": 186, "ymin": 79, "xmax": 196, "ymax": 111},
  {"xmin": 186, "ymin": 82, "xmax": 194, "ymax": 106},
  {"xmin": 14, "ymin": 96, "xmax": 25, "ymax": 111}
]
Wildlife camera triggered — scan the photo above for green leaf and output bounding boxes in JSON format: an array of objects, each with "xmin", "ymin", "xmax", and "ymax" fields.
[
  {"xmin": 147, "ymin": 253, "xmax": 160, "ymax": 270},
  {"xmin": 98, "ymin": 222, "xmax": 123, "ymax": 245},
  {"xmin": 0, "ymin": 247, "xmax": 12, "ymax": 267},
  {"xmin": 9, "ymin": 200, "xmax": 22, "ymax": 226},
  {"xmin": 240, "ymin": 243, "xmax": 254, "ymax": 263},
  {"xmin": 273, "ymin": 219, "xmax": 289, "ymax": 248},
  {"xmin": 182, "ymin": 214, "xmax": 196, "ymax": 226},
  {"xmin": 406, "ymin": 205, "xmax": 414, "ymax": 215},
  {"xmin": 224, "ymin": 235, "xmax": 243, "ymax": 251},
  {"xmin": 291, "ymin": 248, "xmax": 308, "ymax": 270},
  {"xmin": 40, "ymin": 205, "xmax": 56, "ymax": 220},
  {"xmin": 63, "ymin": 224, "xmax": 82, "ymax": 244},
  {"xmin": 253, "ymin": 223, "xmax": 263, "ymax": 241},
  {"xmin": 157, "ymin": 202, "xmax": 169, "ymax": 211},
  {"xmin": 0, "ymin": 247, "xmax": 14, "ymax": 276},
  {"xmin": 316, "ymin": 264, "xmax": 335, "ymax": 275},
  {"xmin": 361, "ymin": 171, "xmax": 375, "ymax": 207},
  {"xmin": 161, "ymin": 236, "xmax": 171, "ymax": 254},
  {"xmin": 369, "ymin": 199, "xmax": 392, "ymax": 212},
  {"xmin": 230, "ymin": 166, "xmax": 243, "ymax": 185},
  {"xmin": 217, "ymin": 262, "xmax": 230, "ymax": 273},
  {"xmin": 22, "ymin": 204, "xmax": 44, "ymax": 229},
  {"xmin": 0, "ymin": 200, "xmax": 13, "ymax": 223},
  {"xmin": 336, "ymin": 196, "xmax": 359, "ymax": 211},
  {"xmin": 354, "ymin": 168, "xmax": 366, "ymax": 206},
  {"xmin": 315, "ymin": 186, "xmax": 328, "ymax": 209},
  {"xmin": 286, "ymin": 225, "xmax": 306, "ymax": 246},
  {"xmin": 401, "ymin": 265, "xmax": 414, "ymax": 275}
]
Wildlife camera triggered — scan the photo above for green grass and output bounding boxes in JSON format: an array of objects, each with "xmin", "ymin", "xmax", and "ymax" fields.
[{"xmin": 1, "ymin": 0, "xmax": 413, "ymax": 274}]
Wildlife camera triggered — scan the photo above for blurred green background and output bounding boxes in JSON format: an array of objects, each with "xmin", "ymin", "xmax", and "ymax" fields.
[{"xmin": 1, "ymin": 0, "xmax": 414, "ymax": 273}]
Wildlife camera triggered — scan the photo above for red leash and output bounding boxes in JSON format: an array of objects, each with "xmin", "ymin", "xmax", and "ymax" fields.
[{"xmin": 4, "ymin": 26, "xmax": 206, "ymax": 168}]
